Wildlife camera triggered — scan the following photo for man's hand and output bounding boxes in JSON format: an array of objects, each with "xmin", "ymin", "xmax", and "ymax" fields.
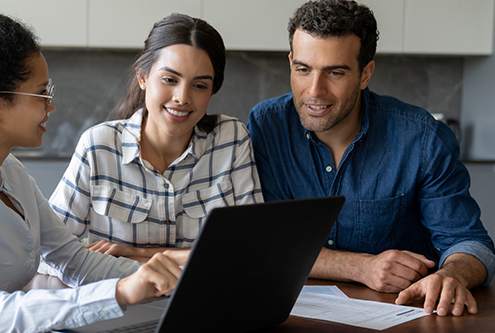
[
  {"xmin": 363, "ymin": 250, "xmax": 436, "ymax": 293},
  {"xmin": 395, "ymin": 272, "xmax": 476, "ymax": 316},
  {"xmin": 115, "ymin": 250, "xmax": 189, "ymax": 306},
  {"xmin": 395, "ymin": 253, "xmax": 486, "ymax": 316}
]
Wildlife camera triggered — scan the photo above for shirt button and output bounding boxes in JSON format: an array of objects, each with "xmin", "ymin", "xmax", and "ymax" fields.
[
  {"xmin": 327, "ymin": 240, "xmax": 334, "ymax": 246},
  {"xmin": 306, "ymin": 133, "xmax": 311, "ymax": 140},
  {"xmin": 29, "ymin": 251, "xmax": 35, "ymax": 258},
  {"xmin": 165, "ymin": 220, "xmax": 172, "ymax": 225},
  {"xmin": 326, "ymin": 166, "xmax": 333, "ymax": 172},
  {"xmin": 99, "ymin": 310, "xmax": 108, "ymax": 317},
  {"xmin": 164, "ymin": 183, "xmax": 169, "ymax": 189}
]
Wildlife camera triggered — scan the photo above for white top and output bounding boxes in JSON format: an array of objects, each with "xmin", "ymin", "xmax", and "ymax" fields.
[
  {"xmin": 49, "ymin": 110, "xmax": 264, "ymax": 247},
  {"xmin": 0, "ymin": 154, "xmax": 140, "ymax": 332}
]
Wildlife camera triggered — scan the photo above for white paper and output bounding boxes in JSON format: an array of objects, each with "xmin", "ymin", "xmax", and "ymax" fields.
[
  {"xmin": 300, "ymin": 285, "xmax": 349, "ymax": 298},
  {"xmin": 291, "ymin": 292, "xmax": 429, "ymax": 330}
]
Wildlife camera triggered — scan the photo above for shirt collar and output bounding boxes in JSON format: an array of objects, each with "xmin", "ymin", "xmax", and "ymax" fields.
[
  {"xmin": 120, "ymin": 109, "xmax": 209, "ymax": 165},
  {"xmin": 121, "ymin": 109, "xmax": 145, "ymax": 165}
]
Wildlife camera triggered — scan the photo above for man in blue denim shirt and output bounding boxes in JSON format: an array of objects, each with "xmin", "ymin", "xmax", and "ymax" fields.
[{"xmin": 248, "ymin": 0, "xmax": 495, "ymax": 317}]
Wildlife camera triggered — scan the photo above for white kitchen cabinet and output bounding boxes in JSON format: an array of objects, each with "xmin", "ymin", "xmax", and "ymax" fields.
[
  {"xmin": 403, "ymin": 0, "xmax": 494, "ymax": 55},
  {"xmin": 360, "ymin": 0, "xmax": 403, "ymax": 54},
  {"xmin": 203, "ymin": 0, "xmax": 306, "ymax": 51},
  {"xmin": 0, "ymin": 0, "xmax": 87, "ymax": 47},
  {"xmin": 88, "ymin": 0, "xmax": 202, "ymax": 48}
]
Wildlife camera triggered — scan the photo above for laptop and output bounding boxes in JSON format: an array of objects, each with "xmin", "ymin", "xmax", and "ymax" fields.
[{"xmin": 62, "ymin": 196, "xmax": 345, "ymax": 333}]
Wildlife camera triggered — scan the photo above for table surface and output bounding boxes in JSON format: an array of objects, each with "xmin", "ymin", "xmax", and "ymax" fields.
[
  {"xmin": 262, "ymin": 278, "xmax": 495, "ymax": 333},
  {"xmin": 30, "ymin": 274, "xmax": 494, "ymax": 332}
]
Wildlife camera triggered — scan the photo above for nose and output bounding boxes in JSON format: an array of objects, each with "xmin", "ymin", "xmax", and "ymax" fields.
[
  {"xmin": 308, "ymin": 72, "xmax": 327, "ymax": 98},
  {"xmin": 173, "ymin": 83, "xmax": 191, "ymax": 105},
  {"xmin": 47, "ymin": 100, "xmax": 56, "ymax": 113}
]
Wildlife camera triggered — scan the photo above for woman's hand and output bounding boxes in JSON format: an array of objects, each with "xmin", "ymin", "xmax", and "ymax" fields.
[
  {"xmin": 115, "ymin": 251, "xmax": 183, "ymax": 306},
  {"xmin": 86, "ymin": 240, "xmax": 192, "ymax": 265},
  {"xmin": 86, "ymin": 240, "xmax": 139, "ymax": 258}
]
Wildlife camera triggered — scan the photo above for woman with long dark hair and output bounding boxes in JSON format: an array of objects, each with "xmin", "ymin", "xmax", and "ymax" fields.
[
  {"xmin": 49, "ymin": 13, "xmax": 263, "ymax": 262},
  {"xmin": 0, "ymin": 14, "xmax": 186, "ymax": 332}
]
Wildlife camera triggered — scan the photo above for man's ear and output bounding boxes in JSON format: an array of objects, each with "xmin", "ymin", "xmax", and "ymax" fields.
[
  {"xmin": 360, "ymin": 60, "xmax": 375, "ymax": 90},
  {"xmin": 288, "ymin": 52, "xmax": 293, "ymax": 68}
]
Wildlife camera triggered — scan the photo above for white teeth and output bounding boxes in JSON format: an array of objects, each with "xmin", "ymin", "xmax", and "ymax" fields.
[
  {"xmin": 166, "ymin": 107, "xmax": 189, "ymax": 117},
  {"xmin": 40, "ymin": 122, "xmax": 46, "ymax": 126},
  {"xmin": 309, "ymin": 105, "xmax": 327, "ymax": 110}
]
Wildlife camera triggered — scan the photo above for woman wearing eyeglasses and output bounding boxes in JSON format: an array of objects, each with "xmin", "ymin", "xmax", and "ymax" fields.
[
  {"xmin": 47, "ymin": 14, "xmax": 263, "ymax": 263},
  {"xmin": 0, "ymin": 14, "xmax": 187, "ymax": 332}
]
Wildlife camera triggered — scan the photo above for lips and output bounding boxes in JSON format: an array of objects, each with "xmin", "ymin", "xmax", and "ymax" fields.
[
  {"xmin": 164, "ymin": 106, "xmax": 192, "ymax": 122},
  {"xmin": 305, "ymin": 104, "xmax": 331, "ymax": 116}
]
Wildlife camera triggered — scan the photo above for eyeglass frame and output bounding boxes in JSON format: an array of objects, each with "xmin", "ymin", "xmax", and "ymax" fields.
[{"xmin": 0, "ymin": 78, "xmax": 56, "ymax": 110}]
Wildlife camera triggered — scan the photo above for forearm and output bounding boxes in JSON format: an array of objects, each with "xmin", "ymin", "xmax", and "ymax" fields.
[
  {"xmin": 438, "ymin": 253, "xmax": 487, "ymax": 289},
  {"xmin": 136, "ymin": 246, "xmax": 189, "ymax": 259},
  {"xmin": 309, "ymin": 247, "xmax": 372, "ymax": 284}
]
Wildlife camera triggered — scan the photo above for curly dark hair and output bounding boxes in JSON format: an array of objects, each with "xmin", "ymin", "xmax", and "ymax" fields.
[
  {"xmin": 114, "ymin": 13, "xmax": 225, "ymax": 133},
  {"xmin": 288, "ymin": 0, "xmax": 378, "ymax": 72},
  {"xmin": 0, "ymin": 14, "xmax": 40, "ymax": 103}
]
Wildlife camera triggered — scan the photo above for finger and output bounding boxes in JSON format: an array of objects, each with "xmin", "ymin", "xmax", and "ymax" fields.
[
  {"xmin": 395, "ymin": 283, "xmax": 423, "ymax": 306},
  {"xmin": 163, "ymin": 249, "xmax": 191, "ymax": 266},
  {"xmin": 451, "ymin": 287, "xmax": 467, "ymax": 316},
  {"xmin": 435, "ymin": 280, "xmax": 455, "ymax": 316},
  {"xmin": 402, "ymin": 251, "xmax": 436, "ymax": 268},
  {"xmin": 382, "ymin": 250, "xmax": 429, "ymax": 279},
  {"xmin": 465, "ymin": 291, "xmax": 478, "ymax": 315}
]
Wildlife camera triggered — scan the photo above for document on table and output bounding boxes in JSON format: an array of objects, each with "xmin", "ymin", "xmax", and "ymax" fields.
[{"xmin": 291, "ymin": 286, "xmax": 429, "ymax": 331}]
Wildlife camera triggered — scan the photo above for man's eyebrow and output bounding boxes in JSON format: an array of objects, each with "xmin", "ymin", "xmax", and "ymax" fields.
[
  {"xmin": 292, "ymin": 60, "xmax": 351, "ymax": 71},
  {"xmin": 159, "ymin": 67, "xmax": 213, "ymax": 81}
]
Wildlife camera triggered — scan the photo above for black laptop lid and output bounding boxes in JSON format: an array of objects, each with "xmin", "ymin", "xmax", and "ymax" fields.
[{"xmin": 158, "ymin": 196, "xmax": 345, "ymax": 333}]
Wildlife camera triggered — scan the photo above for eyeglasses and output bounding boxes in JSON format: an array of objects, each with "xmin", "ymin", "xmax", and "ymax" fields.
[{"xmin": 0, "ymin": 78, "xmax": 56, "ymax": 110}]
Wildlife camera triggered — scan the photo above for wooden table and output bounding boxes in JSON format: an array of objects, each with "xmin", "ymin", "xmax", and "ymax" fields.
[
  {"xmin": 264, "ymin": 278, "xmax": 495, "ymax": 332},
  {"xmin": 29, "ymin": 274, "xmax": 494, "ymax": 332}
]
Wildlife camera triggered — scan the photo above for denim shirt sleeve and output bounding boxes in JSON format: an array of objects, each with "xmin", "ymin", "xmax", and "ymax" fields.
[{"xmin": 418, "ymin": 119, "xmax": 495, "ymax": 286}]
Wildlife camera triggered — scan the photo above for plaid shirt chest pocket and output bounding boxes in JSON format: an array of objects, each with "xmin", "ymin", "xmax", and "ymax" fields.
[
  {"xmin": 181, "ymin": 180, "xmax": 234, "ymax": 220},
  {"xmin": 91, "ymin": 185, "xmax": 153, "ymax": 224}
]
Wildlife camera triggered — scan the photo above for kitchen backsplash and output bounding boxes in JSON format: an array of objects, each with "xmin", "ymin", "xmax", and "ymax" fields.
[{"xmin": 12, "ymin": 49, "xmax": 462, "ymax": 158}]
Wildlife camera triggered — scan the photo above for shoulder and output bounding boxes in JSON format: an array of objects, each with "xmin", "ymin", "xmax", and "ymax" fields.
[
  {"xmin": 366, "ymin": 90, "xmax": 435, "ymax": 126},
  {"xmin": 1, "ymin": 154, "xmax": 27, "ymax": 175},
  {"xmin": 76, "ymin": 118, "xmax": 128, "ymax": 150},
  {"xmin": 206, "ymin": 114, "xmax": 250, "ymax": 143}
]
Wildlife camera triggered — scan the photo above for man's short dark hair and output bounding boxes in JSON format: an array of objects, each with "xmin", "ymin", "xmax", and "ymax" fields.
[{"xmin": 288, "ymin": 0, "xmax": 379, "ymax": 72}]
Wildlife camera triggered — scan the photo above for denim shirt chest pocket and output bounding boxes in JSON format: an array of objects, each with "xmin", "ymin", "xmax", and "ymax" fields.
[
  {"xmin": 91, "ymin": 185, "xmax": 152, "ymax": 223},
  {"xmin": 182, "ymin": 180, "xmax": 234, "ymax": 219},
  {"xmin": 355, "ymin": 194, "xmax": 408, "ymax": 250}
]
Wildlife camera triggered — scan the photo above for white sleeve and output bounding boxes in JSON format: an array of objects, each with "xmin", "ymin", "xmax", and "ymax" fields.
[
  {"xmin": 36, "ymin": 182, "xmax": 140, "ymax": 286},
  {"xmin": 0, "ymin": 279, "xmax": 123, "ymax": 333}
]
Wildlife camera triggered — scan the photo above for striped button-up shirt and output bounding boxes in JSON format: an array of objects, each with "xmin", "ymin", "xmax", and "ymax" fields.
[{"xmin": 49, "ymin": 109, "xmax": 263, "ymax": 247}]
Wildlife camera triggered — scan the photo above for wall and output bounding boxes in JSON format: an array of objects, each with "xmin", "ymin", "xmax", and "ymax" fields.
[
  {"xmin": 461, "ymin": 23, "xmax": 495, "ymax": 161},
  {"xmin": 12, "ymin": 49, "xmax": 463, "ymax": 158}
]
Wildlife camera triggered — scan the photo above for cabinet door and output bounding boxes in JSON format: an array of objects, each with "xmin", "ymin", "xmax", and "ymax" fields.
[
  {"xmin": 359, "ymin": 0, "xmax": 404, "ymax": 54},
  {"xmin": 404, "ymin": 0, "xmax": 494, "ymax": 55},
  {"xmin": 0, "ymin": 0, "xmax": 87, "ymax": 47},
  {"xmin": 88, "ymin": 0, "xmax": 202, "ymax": 48},
  {"xmin": 203, "ymin": 0, "xmax": 307, "ymax": 51}
]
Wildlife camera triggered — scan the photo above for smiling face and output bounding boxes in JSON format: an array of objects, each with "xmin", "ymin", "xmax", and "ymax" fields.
[
  {"xmin": 289, "ymin": 29, "xmax": 374, "ymax": 137},
  {"xmin": 0, "ymin": 52, "xmax": 55, "ymax": 152},
  {"xmin": 139, "ymin": 44, "xmax": 215, "ymax": 144}
]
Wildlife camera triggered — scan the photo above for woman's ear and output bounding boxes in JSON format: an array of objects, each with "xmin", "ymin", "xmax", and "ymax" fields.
[{"xmin": 136, "ymin": 71, "xmax": 146, "ymax": 90}]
